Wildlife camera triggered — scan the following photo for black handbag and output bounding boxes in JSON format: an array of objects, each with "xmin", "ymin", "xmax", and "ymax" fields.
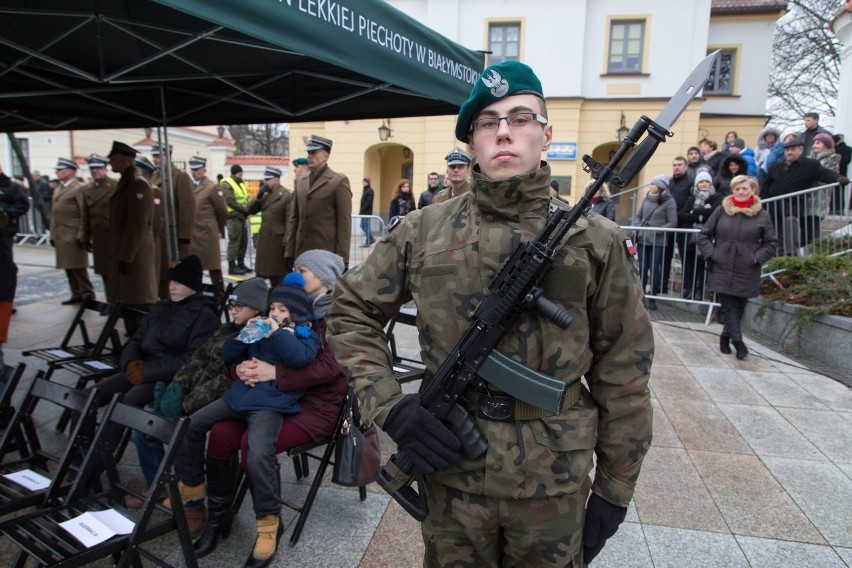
[{"xmin": 332, "ymin": 389, "xmax": 381, "ymax": 487}]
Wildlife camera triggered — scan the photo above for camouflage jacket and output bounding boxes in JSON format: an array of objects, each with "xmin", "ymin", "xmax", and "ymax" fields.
[
  {"xmin": 327, "ymin": 163, "xmax": 653, "ymax": 507},
  {"xmin": 173, "ymin": 322, "xmax": 238, "ymax": 415}
]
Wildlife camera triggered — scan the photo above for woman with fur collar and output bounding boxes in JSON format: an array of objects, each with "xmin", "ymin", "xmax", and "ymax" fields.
[{"xmin": 698, "ymin": 175, "xmax": 777, "ymax": 359}]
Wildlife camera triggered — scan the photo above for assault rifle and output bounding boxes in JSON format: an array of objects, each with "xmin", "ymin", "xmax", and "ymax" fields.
[{"xmin": 377, "ymin": 51, "xmax": 720, "ymax": 521}]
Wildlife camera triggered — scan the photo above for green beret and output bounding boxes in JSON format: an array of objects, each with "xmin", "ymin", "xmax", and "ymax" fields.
[
  {"xmin": 455, "ymin": 60, "xmax": 545, "ymax": 143},
  {"xmin": 292, "ymin": 157, "xmax": 308, "ymax": 166}
]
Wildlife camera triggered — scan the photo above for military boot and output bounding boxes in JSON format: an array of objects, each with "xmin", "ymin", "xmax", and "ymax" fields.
[
  {"xmin": 238, "ymin": 258, "xmax": 253, "ymax": 273},
  {"xmin": 228, "ymin": 261, "xmax": 246, "ymax": 275},
  {"xmin": 733, "ymin": 340, "xmax": 749, "ymax": 360},
  {"xmin": 719, "ymin": 332, "xmax": 732, "ymax": 354}
]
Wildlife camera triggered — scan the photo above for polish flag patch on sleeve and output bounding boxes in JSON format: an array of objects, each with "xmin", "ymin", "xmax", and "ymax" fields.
[{"xmin": 624, "ymin": 237, "xmax": 637, "ymax": 257}]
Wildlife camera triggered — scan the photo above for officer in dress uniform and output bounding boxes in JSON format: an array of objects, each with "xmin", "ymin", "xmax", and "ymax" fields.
[
  {"xmin": 188, "ymin": 156, "xmax": 227, "ymax": 297},
  {"xmin": 51, "ymin": 157, "xmax": 95, "ymax": 304},
  {"xmin": 432, "ymin": 149, "xmax": 472, "ymax": 204},
  {"xmin": 151, "ymin": 144, "xmax": 195, "ymax": 262},
  {"xmin": 327, "ymin": 60, "xmax": 654, "ymax": 567},
  {"xmin": 284, "ymin": 136, "xmax": 352, "ymax": 268},
  {"xmin": 79, "ymin": 154, "xmax": 118, "ymax": 299},
  {"xmin": 135, "ymin": 155, "xmax": 164, "ymax": 299},
  {"xmin": 107, "ymin": 142, "xmax": 157, "ymax": 334},
  {"xmin": 247, "ymin": 166, "xmax": 292, "ymax": 287}
]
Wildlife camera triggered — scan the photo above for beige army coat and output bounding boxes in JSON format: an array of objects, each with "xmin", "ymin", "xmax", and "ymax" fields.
[
  {"xmin": 152, "ymin": 164, "xmax": 195, "ymax": 257},
  {"xmin": 107, "ymin": 167, "xmax": 157, "ymax": 305},
  {"xmin": 189, "ymin": 176, "xmax": 227, "ymax": 270},
  {"xmin": 285, "ymin": 165, "xmax": 352, "ymax": 264},
  {"xmin": 247, "ymin": 185, "xmax": 292, "ymax": 276},
  {"xmin": 79, "ymin": 176, "xmax": 118, "ymax": 275},
  {"xmin": 328, "ymin": 164, "xmax": 653, "ymax": 509},
  {"xmin": 51, "ymin": 178, "xmax": 88, "ymax": 269}
]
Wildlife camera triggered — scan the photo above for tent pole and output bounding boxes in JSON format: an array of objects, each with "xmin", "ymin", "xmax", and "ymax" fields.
[{"xmin": 156, "ymin": 128, "xmax": 177, "ymax": 265}]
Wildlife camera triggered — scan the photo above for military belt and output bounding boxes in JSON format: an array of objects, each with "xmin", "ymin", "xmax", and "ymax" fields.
[{"xmin": 464, "ymin": 381, "xmax": 583, "ymax": 422}]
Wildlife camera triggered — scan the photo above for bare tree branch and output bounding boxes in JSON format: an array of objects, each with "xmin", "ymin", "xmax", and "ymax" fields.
[
  {"xmin": 227, "ymin": 124, "xmax": 290, "ymax": 156},
  {"xmin": 769, "ymin": 0, "xmax": 845, "ymax": 128}
]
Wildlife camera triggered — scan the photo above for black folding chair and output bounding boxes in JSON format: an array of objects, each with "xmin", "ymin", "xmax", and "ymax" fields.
[
  {"xmin": 0, "ymin": 377, "xmax": 99, "ymax": 516},
  {"xmin": 231, "ymin": 390, "xmax": 368, "ymax": 547},
  {"xmin": 0, "ymin": 396, "xmax": 197, "ymax": 568},
  {"xmin": 50, "ymin": 304, "xmax": 148, "ymax": 434},
  {"xmin": 386, "ymin": 310, "xmax": 426, "ymax": 384},
  {"xmin": 23, "ymin": 298, "xmax": 120, "ymax": 367},
  {"xmin": 0, "ymin": 363, "xmax": 28, "ymax": 455}
]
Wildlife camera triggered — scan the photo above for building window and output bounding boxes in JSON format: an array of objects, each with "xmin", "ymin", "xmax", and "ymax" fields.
[
  {"xmin": 608, "ymin": 20, "xmax": 645, "ymax": 74},
  {"xmin": 704, "ymin": 48, "xmax": 735, "ymax": 95},
  {"xmin": 488, "ymin": 23, "xmax": 520, "ymax": 65},
  {"xmin": 10, "ymin": 137, "xmax": 30, "ymax": 178}
]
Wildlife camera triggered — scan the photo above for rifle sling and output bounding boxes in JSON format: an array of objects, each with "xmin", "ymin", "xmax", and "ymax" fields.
[{"xmin": 464, "ymin": 381, "xmax": 583, "ymax": 422}]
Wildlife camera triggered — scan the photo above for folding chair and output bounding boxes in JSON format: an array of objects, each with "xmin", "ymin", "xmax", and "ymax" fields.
[
  {"xmin": 0, "ymin": 396, "xmax": 197, "ymax": 568},
  {"xmin": 0, "ymin": 363, "xmax": 28, "ymax": 454},
  {"xmin": 0, "ymin": 377, "xmax": 99, "ymax": 516},
  {"xmin": 386, "ymin": 310, "xmax": 426, "ymax": 384},
  {"xmin": 23, "ymin": 298, "xmax": 120, "ymax": 367},
  {"xmin": 50, "ymin": 304, "xmax": 148, "ymax": 434},
  {"xmin": 231, "ymin": 390, "xmax": 368, "ymax": 547}
]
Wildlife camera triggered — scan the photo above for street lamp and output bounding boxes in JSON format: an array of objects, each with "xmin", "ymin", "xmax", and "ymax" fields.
[
  {"xmin": 378, "ymin": 119, "xmax": 393, "ymax": 141},
  {"xmin": 616, "ymin": 112, "xmax": 630, "ymax": 141}
]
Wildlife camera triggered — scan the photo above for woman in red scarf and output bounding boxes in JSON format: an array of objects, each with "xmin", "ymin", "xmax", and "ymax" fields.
[{"xmin": 697, "ymin": 175, "xmax": 777, "ymax": 359}]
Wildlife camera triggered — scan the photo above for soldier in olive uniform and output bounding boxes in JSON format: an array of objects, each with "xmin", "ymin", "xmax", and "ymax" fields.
[
  {"xmin": 284, "ymin": 136, "xmax": 352, "ymax": 268},
  {"xmin": 79, "ymin": 154, "xmax": 118, "ymax": 299},
  {"xmin": 432, "ymin": 149, "xmax": 472, "ymax": 204},
  {"xmin": 221, "ymin": 164, "xmax": 251, "ymax": 275},
  {"xmin": 151, "ymin": 144, "xmax": 195, "ymax": 262},
  {"xmin": 187, "ymin": 156, "xmax": 227, "ymax": 297},
  {"xmin": 247, "ymin": 166, "xmax": 292, "ymax": 287},
  {"xmin": 51, "ymin": 157, "xmax": 95, "ymax": 304},
  {"xmin": 327, "ymin": 61, "xmax": 653, "ymax": 567},
  {"xmin": 107, "ymin": 142, "xmax": 158, "ymax": 328},
  {"xmin": 136, "ymin": 156, "xmax": 165, "ymax": 293}
]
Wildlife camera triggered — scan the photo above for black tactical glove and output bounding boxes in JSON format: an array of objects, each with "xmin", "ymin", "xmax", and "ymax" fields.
[
  {"xmin": 582, "ymin": 493, "xmax": 627, "ymax": 565},
  {"xmin": 118, "ymin": 260, "xmax": 131, "ymax": 276},
  {"xmin": 382, "ymin": 394, "xmax": 462, "ymax": 475}
]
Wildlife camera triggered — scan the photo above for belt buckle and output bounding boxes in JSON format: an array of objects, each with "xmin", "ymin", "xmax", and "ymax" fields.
[{"xmin": 479, "ymin": 394, "xmax": 515, "ymax": 422}]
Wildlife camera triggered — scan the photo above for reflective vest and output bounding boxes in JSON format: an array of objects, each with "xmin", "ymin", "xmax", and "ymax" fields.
[
  {"xmin": 249, "ymin": 213, "xmax": 262, "ymax": 235},
  {"xmin": 222, "ymin": 177, "xmax": 248, "ymax": 214}
]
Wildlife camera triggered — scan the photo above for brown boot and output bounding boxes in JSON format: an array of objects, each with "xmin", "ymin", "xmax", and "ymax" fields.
[
  {"xmin": 244, "ymin": 514, "xmax": 283, "ymax": 568},
  {"xmin": 183, "ymin": 503, "xmax": 207, "ymax": 537},
  {"xmin": 162, "ymin": 481, "xmax": 206, "ymax": 509}
]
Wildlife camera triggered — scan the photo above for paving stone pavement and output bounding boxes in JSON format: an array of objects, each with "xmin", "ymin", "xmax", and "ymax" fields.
[{"xmin": 2, "ymin": 243, "xmax": 851, "ymax": 567}]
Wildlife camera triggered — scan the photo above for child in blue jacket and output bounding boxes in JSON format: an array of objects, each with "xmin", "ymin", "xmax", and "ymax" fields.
[{"xmin": 173, "ymin": 273, "xmax": 319, "ymax": 523}]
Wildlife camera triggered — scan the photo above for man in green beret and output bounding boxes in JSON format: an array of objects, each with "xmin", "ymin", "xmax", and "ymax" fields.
[{"xmin": 328, "ymin": 60, "xmax": 653, "ymax": 566}]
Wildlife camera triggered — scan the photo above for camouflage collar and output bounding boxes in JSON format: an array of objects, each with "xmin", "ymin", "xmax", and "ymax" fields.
[{"xmin": 471, "ymin": 162, "xmax": 551, "ymax": 218}]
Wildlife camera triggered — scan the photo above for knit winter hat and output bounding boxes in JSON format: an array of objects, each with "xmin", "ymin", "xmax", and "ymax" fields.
[
  {"xmin": 814, "ymin": 132, "xmax": 835, "ymax": 149},
  {"xmin": 230, "ymin": 277, "xmax": 269, "ymax": 313},
  {"xmin": 694, "ymin": 171, "xmax": 714, "ymax": 188},
  {"xmin": 269, "ymin": 272, "xmax": 311, "ymax": 324},
  {"xmin": 650, "ymin": 175, "xmax": 670, "ymax": 191},
  {"xmin": 167, "ymin": 255, "xmax": 203, "ymax": 291},
  {"xmin": 294, "ymin": 249, "xmax": 345, "ymax": 290}
]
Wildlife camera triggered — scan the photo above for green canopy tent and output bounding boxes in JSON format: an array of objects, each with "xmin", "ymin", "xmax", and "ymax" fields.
[
  {"xmin": 0, "ymin": 0, "xmax": 483, "ymax": 257},
  {"xmin": 0, "ymin": 0, "xmax": 483, "ymax": 131}
]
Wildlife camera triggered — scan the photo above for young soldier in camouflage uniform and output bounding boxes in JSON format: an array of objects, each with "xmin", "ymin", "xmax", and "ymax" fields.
[{"xmin": 327, "ymin": 60, "xmax": 653, "ymax": 567}]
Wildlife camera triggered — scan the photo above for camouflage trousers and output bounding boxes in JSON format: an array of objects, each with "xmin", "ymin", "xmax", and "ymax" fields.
[{"xmin": 421, "ymin": 477, "xmax": 590, "ymax": 567}]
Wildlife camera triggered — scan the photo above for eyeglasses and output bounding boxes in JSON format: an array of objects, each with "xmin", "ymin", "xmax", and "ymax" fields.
[
  {"xmin": 470, "ymin": 112, "xmax": 548, "ymax": 134},
  {"xmin": 227, "ymin": 301, "xmax": 247, "ymax": 311}
]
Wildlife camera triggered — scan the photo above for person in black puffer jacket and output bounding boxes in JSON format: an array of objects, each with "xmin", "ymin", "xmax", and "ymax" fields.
[
  {"xmin": 714, "ymin": 154, "xmax": 748, "ymax": 197},
  {"xmin": 90, "ymin": 255, "xmax": 220, "ymax": 410}
]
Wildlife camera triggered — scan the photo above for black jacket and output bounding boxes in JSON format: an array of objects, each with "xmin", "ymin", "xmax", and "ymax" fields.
[
  {"xmin": 763, "ymin": 156, "xmax": 840, "ymax": 216},
  {"xmin": 359, "ymin": 185, "xmax": 374, "ymax": 215},
  {"xmin": 0, "ymin": 173, "xmax": 30, "ymax": 237},
  {"xmin": 714, "ymin": 154, "xmax": 748, "ymax": 197},
  {"xmin": 668, "ymin": 172, "xmax": 695, "ymax": 221},
  {"xmin": 119, "ymin": 292, "xmax": 219, "ymax": 383}
]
